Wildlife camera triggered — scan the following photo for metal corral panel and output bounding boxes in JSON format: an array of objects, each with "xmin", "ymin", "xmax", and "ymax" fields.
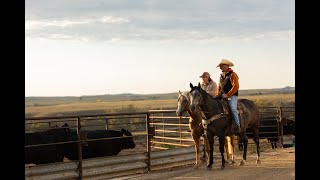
[
  {"xmin": 150, "ymin": 146, "xmax": 197, "ymax": 170},
  {"xmin": 25, "ymin": 161, "xmax": 78, "ymax": 180},
  {"xmin": 25, "ymin": 153, "xmax": 147, "ymax": 180},
  {"xmin": 82, "ymin": 154, "xmax": 147, "ymax": 179},
  {"xmin": 82, "ymin": 153, "xmax": 147, "ymax": 168},
  {"xmin": 151, "ymin": 146, "xmax": 195, "ymax": 159}
]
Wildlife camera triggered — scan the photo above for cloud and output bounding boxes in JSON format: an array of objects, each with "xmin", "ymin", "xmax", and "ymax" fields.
[
  {"xmin": 25, "ymin": 0, "xmax": 294, "ymax": 42},
  {"xmin": 26, "ymin": 16, "xmax": 130, "ymax": 30}
]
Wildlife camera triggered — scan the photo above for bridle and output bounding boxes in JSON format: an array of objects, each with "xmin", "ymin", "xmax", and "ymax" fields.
[
  {"xmin": 190, "ymin": 88, "xmax": 226, "ymax": 129},
  {"xmin": 178, "ymin": 92, "xmax": 190, "ymax": 111}
]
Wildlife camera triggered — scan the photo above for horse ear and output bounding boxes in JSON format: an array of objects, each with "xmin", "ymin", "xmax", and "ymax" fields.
[
  {"xmin": 178, "ymin": 90, "xmax": 181, "ymax": 94},
  {"xmin": 198, "ymin": 82, "xmax": 201, "ymax": 87},
  {"xmin": 190, "ymin": 83, "xmax": 193, "ymax": 89}
]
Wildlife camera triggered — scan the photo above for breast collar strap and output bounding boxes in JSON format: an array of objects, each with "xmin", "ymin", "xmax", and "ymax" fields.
[{"xmin": 201, "ymin": 111, "xmax": 225, "ymax": 128}]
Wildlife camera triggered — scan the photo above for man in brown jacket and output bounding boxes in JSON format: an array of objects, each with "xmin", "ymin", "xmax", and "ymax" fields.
[{"xmin": 216, "ymin": 59, "xmax": 241, "ymax": 131}]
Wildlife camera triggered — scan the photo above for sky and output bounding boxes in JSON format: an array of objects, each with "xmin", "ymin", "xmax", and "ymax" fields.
[{"xmin": 25, "ymin": 0, "xmax": 294, "ymax": 97}]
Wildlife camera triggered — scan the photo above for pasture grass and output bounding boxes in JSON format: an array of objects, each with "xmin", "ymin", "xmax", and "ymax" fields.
[{"xmin": 25, "ymin": 93, "xmax": 294, "ymax": 118}]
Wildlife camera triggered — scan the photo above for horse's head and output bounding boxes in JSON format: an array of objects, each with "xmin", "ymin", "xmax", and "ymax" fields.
[
  {"xmin": 176, "ymin": 90, "xmax": 190, "ymax": 117},
  {"xmin": 189, "ymin": 82, "xmax": 206, "ymax": 113}
]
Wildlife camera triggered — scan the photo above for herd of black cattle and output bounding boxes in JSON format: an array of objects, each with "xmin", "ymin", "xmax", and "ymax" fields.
[
  {"xmin": 25, "ymin": 118, "xmax": 295, "ymax": 165},
  {"xmin": 25, "ymin": 123, "xmax": 136, "ymax": 165}
]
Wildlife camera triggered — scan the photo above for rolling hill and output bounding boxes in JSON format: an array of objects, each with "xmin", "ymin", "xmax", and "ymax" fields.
[{"xmin": 25, "ymin": 86, "xmax": 294, "ymax": 107}]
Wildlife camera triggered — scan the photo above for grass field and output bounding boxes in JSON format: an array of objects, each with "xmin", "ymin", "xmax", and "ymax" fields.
[{"xmin": 25, "ymin": 93, "xmax": 294, "ymax": 118}]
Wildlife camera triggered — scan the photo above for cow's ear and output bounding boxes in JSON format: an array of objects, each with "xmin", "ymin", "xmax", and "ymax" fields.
[
  {"xmin": 121, "ymin": 128, "xmax": 126, "ymax": 134},
  {"xmin": 190, "ymin": 83, "xmax": 193, "ymax": 89}
]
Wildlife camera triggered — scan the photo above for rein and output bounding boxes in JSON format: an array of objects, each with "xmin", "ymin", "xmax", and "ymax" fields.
[{"xmin": 190, "ymin": 88, "xmax": 226, "ymax": 128}]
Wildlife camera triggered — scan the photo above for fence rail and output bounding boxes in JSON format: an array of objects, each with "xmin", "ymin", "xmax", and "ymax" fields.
[{"xmin": 25, "ymin": 106, "xmax": 295, "ymax": 179}]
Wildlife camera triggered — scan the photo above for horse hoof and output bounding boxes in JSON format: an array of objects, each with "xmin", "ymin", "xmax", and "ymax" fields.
[
  {"xmin": 193, "ymin": 165, "xmax": 200, "ymax": 169},
  {"xmin": 239, "ymin": 161, "xmax": 245, "ymax": 166},
  {"xmin": 207, "ymin": 165, "xmax": 212, "ymax": 171},
  {"xmin": 231, "ymin": 161, "xmax": 236, "ymax": 164},
  {"xmin": 256, "ymin": 159, "xmax": 261, "ymax": 164},
  {"xmin": 221, "ymin": 165, "xmax": 225, "ymax": 169}
]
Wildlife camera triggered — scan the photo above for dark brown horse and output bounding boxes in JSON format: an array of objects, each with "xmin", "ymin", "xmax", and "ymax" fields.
[
  {"xmin": 189, "ymin": 83, "xmax": 260, "ymax": 170},
  {"xmin": 176, "ymin": 91, "xmax": 236, "ymax": 168}
]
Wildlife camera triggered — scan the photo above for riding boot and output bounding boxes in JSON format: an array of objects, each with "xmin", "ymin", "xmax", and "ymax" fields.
[{"xmin": 237, "ymin": 124, "xmax": 241, "ymax": 133}]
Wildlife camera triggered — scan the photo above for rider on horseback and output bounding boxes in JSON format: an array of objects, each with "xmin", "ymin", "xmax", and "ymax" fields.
[
  {"xmin": 199, "ymin": 72, "xmax": 218, "ymax": 97},
  {"xmin": 217, "ymin": 59, "xmax": 241, "ymax": 132}
]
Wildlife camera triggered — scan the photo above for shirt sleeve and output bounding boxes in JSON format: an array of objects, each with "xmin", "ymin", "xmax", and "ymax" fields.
[
  {"xmin": 205, "ymin": 82, "xmax": 217, "ymax": 96},
  {"xmin": 226, "ymin": 72, "xmax": 239, "ymax": 97},
  {"xmin": 217, "ymin": 81, "xmax": 221, "ymax": 95}
]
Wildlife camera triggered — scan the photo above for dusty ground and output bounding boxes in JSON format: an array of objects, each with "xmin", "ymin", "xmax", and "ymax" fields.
[{"xmin": 115, "ymin": 147, "xmax": 295, "ymax": 180}]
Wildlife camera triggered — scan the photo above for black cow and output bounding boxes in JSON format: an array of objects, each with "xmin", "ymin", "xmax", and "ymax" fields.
[
  {"xmin": 238, "ymin": 118, "xmax": 295, "ymax": 150},
  {"xmin": 64, "ymin": 128, "xmax": 136, "ymax": 160},
  {"xmin": 25, "ymin": 123, "xmax": 71, "ymax": 165},
  {"xmin": 281, "ymin": 118, "xmax": 295, "ymax": 148}
]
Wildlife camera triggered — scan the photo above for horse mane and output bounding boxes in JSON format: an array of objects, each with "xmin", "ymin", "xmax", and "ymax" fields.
[
  {"xmin": 180, "ymin": 91, "xmax": 190, "ymax": 96},
  {"xmin": 191, "ymin": 85, "xmax": 225, "ymax": 114}
]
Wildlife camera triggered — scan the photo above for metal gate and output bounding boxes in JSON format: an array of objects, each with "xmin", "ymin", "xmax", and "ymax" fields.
[{"xmin": 25, "ymin": 106, "xmax": 294, "ymax": 179}]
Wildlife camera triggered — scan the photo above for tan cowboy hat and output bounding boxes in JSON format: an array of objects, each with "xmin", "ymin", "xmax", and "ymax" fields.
[
  {"xmin": 199, "ymin": 72, "xmax": 211, "ymax": 78},
  {"xmin": 216, "ymin": 59, "xmax": 234, "ymax": 67}
]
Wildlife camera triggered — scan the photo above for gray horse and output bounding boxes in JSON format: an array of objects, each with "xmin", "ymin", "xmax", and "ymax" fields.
[
  {"xmin": 176, "ymin": 91, "xmax": 236, "ymax": 169},
  {"xmin": 189, "ymin": 83, "xmax": 260, "ymax": 170}
]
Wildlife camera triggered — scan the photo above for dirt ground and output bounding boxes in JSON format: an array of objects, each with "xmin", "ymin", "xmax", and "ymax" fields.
[{"xmin": 115, "ymin": 147, "xmax": 295, "ymax": 180}]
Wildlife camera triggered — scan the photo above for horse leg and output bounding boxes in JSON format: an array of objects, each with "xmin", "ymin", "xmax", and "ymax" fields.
[
  {"xmin": 239, "ymin": 132, "xmax": 248, "ymax": 166},
  {"xmin": 201, "ymin": 136, "xmax": 206, "ymax": 162},
  {"xmin": 224, "ymin": 136, "xmax": 230, "ymax": 163},
  {"xmin": 238, "ymin": 135, "xmax": 243, "ymax": 151},
  {"xmin": 219, "ymin": 135, "xmax": 226, "ymax": 169},
  {"xmin": 206, "ymin": 131, "xmax": 214, "ymax": 170},
  {"xmin": 270, "ymin": 140, "xmax": 274, "ymax": 149},
  {"xmin": 224, "ymin": 136, "xmax": 235, "ymax": 164},
  {"xmin": 202, "ymin": 135, "xmax": 210, "ymax": 162},
  {"xmin": 192, "ymin": 133, "xmax": 201, "ymax": 169},
  {"xmin": 230, "ymin": 135, "xmax": 236, "ymax": 164},
  {"xmin": 274, "ymin": 138, "xmax": 278, "ymax": 148},
  {"xmin": 252, "ymin": 127, "xmax": 261, "ymax": 164}
]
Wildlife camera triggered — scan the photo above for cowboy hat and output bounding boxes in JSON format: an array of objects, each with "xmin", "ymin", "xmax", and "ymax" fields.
[
  {"xmin": 199, "ymin": 72, "xmax": 211, "ymax": 78},
  {"xmin": 216, "ymin": 59, "xmax": 234, "ymax": 67}
]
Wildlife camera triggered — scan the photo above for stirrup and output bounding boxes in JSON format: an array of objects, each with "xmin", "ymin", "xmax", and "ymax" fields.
[{"xmin": 237, "ymin": 125, "xmax": 241, "ymax": 132}]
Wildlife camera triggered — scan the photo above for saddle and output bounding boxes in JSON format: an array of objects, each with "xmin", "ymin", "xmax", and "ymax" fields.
[
  {"xmin": 201, "ymin": 99, "xmax": 246, "ymax": 130},
  {"xmin": 220, "ymin": 99, "xmax": 246, "ymax": 130},
  {"xmin": 220, "ymin": 100, "xmax": 246, "ymax": 116}
]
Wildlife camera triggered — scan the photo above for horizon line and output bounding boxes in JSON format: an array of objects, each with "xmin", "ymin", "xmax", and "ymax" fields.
[{"xmin": 25, "ymin": 86, "xmax": 294, "ymax": 98}]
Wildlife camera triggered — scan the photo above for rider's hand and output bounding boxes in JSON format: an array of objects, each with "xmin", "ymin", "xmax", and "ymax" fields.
[{"xmin": 221, "ymin": 94, "xmax": 228, "ymax": 98}]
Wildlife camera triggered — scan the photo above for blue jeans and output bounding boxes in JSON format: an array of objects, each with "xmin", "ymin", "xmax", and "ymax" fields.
[{"xmin": 228, "ymin": 96, "xmax": 240, "ymax": 127}]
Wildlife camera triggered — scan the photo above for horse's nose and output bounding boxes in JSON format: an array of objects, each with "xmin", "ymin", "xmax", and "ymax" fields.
[{"xmin": 176, "ymin": 110, "xmax": 181, "ymax": 117}]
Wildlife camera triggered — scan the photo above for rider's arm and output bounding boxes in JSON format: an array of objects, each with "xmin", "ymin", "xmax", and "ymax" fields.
[
  {"xmin": 207, "ymin": 82, "xmax": 218, "ymax": 97},
  {"xmin": 226, "ymin": 72, "xmax": 239, "ymax": 97}
]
